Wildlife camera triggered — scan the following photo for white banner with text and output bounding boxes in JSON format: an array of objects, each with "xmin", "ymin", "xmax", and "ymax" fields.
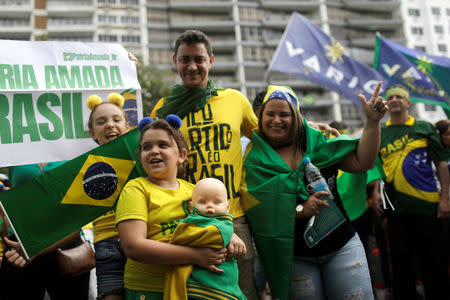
[{"xmin": 0, "ymin": 40, "xmax": 142, "ymax": 167}]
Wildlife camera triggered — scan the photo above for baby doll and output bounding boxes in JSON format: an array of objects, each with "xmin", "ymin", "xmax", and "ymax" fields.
[{"xmin": 164, "ymin": 178, "xmax": 246, "ymax": 300}]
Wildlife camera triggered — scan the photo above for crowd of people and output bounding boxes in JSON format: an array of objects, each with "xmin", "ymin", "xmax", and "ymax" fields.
[{"xmin": 0, "ymin": 29, "xmax": 449, "ymax": 300}]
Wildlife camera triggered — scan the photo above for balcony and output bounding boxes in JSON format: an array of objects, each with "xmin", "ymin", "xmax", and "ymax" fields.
[
  {"xmin": 147, "ymin": 42, "xmax": 171, "ymax": 50},
  {"xmin": 47, "ymin": 1, "xmax": 95, "ymax": 16},
  {"xmin": 147, "ymin": 23, "xmax": 170, "ymax": 30},
  {"xmin": 342, "ymin": 0, "xmax": 400, "ymax": 13},
  {"xmin": 48, "ymin": 24, "xmax": 95, "ymax": 35},
  {"xmin": 260, "ymin": 1, "xmax": 320, "ymax": 12},
  {"xmin": 0, "ymin": 18, "xmax": 31, "ymax": 39},
  {"xmin": 211, "ymin": 40, "xmax": 239, "ymax": 51},
  {"xmin": 211, "ymin": 60, "xmax": 239, "ymax": 72},
  {"xmin": 0, "ymin": 18, "xmax": 31, "ymax": 31},
  {"xmin": 170, "ymin": 20, "xmax": 236, "ymax": 33},
  {"xmin": 263, "ymin": 19, "xmax": 289, "ymax": 30},
  {"xmin": 349, "ymin": 37, "xmax": 376, "ymax": 49},
  {"xmin": 169, "ymin": 1, "xmax": 233, "ymax": 13},
  {"xmin": 47, "ymin": 33, "xmax": 95, "ymax": 42},
  {"xmin": 0, "ymin": 0, "xmax": 32, "ymax": 18},
  {"xmin": 264, "ymin": 16, "xmax": 322, "ymax": 30},
  {"xmin": 346, "ymin": 18, "xmax": 402, "ymax": 31},
  {"xmin": 0, "ymin": 31, "xmax": 30, "ymax": 40}
]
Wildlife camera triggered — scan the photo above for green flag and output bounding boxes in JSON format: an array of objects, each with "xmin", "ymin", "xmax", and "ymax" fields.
[
  {"xmin": 241, "ymin": 121, "xmax": 359, "ymax": 300},
  {"xmin": 338, "ymin": 158, "xmax": 385, "ymax": 221},
  {"xmin": 0, "ymin": 129, "xmax": 144, "ymax": 258}
]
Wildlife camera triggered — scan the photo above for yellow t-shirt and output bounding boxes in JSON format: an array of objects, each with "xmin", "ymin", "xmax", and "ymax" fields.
[
  {"xmin": 115, "ymin": 177, "xmax": 194, "ymax": 292},
  {"xmin": 92, "ymin": 211, "xmax": 117, "ymax": 243},
  {"xmin": 151, "ymin": 88, "xmax": 258, "ymax": 218}
]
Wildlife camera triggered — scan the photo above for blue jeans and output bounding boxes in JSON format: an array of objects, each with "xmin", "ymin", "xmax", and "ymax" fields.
[
  {"xmin": 94, "ymin": 238, "xmax": 127, "ymax": 299},
  {"xmin": 290, "ymin": 234, "xmax": 373, "ymax": 300}
]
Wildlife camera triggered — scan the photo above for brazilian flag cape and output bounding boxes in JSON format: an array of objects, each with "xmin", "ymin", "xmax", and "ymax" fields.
[
  {"xmin": 0, "ymin": 129, "xmax": 144, "ymax": 258},
  {"xmin": 241, "ymin": 120, "xmax": 359, "ymax": 300}
]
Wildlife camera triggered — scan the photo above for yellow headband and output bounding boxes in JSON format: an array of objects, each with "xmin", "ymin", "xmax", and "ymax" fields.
[
  {"xmin": 263, "ymin": 85, "xmax": 300, "ymax": 110},
  {"xmin": 386, "ymin": 86, "xmax": 409, "ymax": 101}
]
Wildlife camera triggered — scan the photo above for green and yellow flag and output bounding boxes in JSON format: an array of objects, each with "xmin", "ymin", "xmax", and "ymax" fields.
[{"xmin": 0, "ymin": 129, "xmax": 144, "ymax": 258}]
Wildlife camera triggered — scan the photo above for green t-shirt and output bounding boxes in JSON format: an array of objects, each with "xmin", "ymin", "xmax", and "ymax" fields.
[
  {"xmin": 9, "ymin": 162, "xmax": 66, "ymax": 188},
  {"xmin": 380, "ymin": 116, "xmax": 446, "ymax": 214}
]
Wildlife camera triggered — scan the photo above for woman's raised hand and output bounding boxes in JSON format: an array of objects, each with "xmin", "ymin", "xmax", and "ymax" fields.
[{"xmin": 359, "ymin": 81, "xmax": 388, "ymax": 123}]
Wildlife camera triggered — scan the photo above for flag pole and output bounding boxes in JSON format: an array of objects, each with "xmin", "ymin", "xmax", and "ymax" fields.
[{"xmin": 0, "ymin": 201, "xmax": 29, "ymax": 260}]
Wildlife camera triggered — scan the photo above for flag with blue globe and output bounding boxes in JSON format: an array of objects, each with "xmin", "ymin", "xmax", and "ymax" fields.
[{"xmin": 0, "ymin": 129, "xmax": 144, "ymax": 258}]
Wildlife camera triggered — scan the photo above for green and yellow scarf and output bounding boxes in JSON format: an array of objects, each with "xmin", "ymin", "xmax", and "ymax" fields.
[{"xmin": 156, "ymin": 80, "xmax": 222, "ymax": 119}]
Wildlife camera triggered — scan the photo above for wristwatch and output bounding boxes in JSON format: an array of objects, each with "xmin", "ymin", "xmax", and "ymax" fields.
[{"xmin": 296, "ymin": 204, "xmax": 304, "ymax": 218}]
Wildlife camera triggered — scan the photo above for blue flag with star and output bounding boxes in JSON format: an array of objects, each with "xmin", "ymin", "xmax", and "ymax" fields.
[
  {"xmin": 268, "ymin": 12, "xmax": 387, "ymax": 106},
  {"xmin": 374, "ymin": 35, "xmax": 450, "ymax": 112}
]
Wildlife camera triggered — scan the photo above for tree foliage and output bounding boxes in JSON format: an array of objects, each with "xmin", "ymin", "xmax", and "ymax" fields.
[{"xmin": 136, "ymin": 64, "xmax": 177, "ymax": 116}]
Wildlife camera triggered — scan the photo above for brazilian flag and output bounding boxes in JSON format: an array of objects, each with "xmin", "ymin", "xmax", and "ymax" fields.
[
  {"xmin": 241, "ymin": 121, "xmax": 359, "ymax": 300},
  {"xmin": 0, "ymin": 129, "xmax": 144, "ymax": 258}
]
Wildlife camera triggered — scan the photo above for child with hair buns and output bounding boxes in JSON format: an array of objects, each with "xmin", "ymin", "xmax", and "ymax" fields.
[
  {"xmin": 164, "ymin": 177, "xmax": 246, "ymax": 300},
  {"xmin": 116, "ymin": 116, "xmax": 228, "ymax": 300},
  {"xmin": 1, "ymin": 93, "xmax": 129, "ymax": 300},
  {"xmin": 87, "ymin": 92, "xmax": 130, "ymax": 300}
]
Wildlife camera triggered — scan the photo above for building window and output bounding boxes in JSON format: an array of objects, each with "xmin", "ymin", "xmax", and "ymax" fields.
[
  {"xmin": 120, "ymin": 0, "xmax": 138, "ymax": 4},
  {"xmin": 431, "ymin": 7, "xmax": 440, "ymax": 16},
  {"xmin": 411, "ymin": 27, "xmax": 423, "ymax": 35},
  {"xmin": 48, "ymin": 17, "xmax": 92, "ymax": 25},
  {"xmin": 434, "ymin": 25, "xmax": 444, "ymax": 34},
  {"xmin": 408, "ymin": 8, "xmax": 420, "ymax": 17},
  {"xmin": 438, "ymin": 44, "xmax": 447, "ymax": 52},
  {"xmin": 447, "ymin": 8, "xmax": 450, "ymax": 16},
  {"xmin": 98, "ymin": 34, "xmax": 117, "ymax": 42},
  {"xmin": 415, "ymin": 46, "xmax": 426, "ymax": 52},
  {"xmin": 121, "ymin": 16, "xmax": 139, "ymax": 25},
  {"xmin": 98, "ymin": 15, "xmax": 116, "ymax": 24},
  {"xmin": 121, "ymin": 35, "xmax": 140, "ymax": 43},
  {"xmin": 98, "ymin": 0, "xmax": 115, "ymax": 3}
]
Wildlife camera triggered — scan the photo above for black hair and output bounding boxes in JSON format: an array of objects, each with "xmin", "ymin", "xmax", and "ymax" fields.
[
  {"xmin": 174, "ymin": 30, "xmax": 213, "ymax": 58},
  {"xmin": 252, "ymin": 91, "xmax": 266, "ymax": 115},
  {"xmin": 435, "ymin": 119, "xmax": 450, "ymax": 136}
]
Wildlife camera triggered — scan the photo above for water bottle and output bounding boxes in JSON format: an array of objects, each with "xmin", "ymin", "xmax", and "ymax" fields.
[
  {"xmin": 301, "ymin": 157, "xmax": 345, "ymax": 248},
  {"xmin": 302, "ymin": 157, "xmax": 333, "ymax": 201}
]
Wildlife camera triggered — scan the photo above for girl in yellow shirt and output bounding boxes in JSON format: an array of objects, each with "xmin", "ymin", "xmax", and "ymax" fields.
[
  {"xmin": 87, "ymin": 93, "xmax": 130, "ymax": 300},
  {"xmin": 116, "ymin": 116, "xmax": 227, "ymax": 300}
]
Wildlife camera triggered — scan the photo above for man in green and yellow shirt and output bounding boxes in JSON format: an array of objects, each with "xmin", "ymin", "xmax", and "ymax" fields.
[{"xmin": 379, "ymin": 85, "xmax": 449, "ymax": 300}]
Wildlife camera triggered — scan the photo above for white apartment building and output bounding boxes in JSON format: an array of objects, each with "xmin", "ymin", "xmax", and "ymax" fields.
[
  {"xmin": 1, "ymin": 0, "xmax": 447, "ymax": 127},
  {"xmin": 400, "ymin": 0, "xmax": 450, "ymax": 123}
]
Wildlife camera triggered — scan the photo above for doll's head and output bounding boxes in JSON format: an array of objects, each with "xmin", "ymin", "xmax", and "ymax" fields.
[{"xmin": 190, "ymin": 178, "xmax": 229, "ymax": 215}]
